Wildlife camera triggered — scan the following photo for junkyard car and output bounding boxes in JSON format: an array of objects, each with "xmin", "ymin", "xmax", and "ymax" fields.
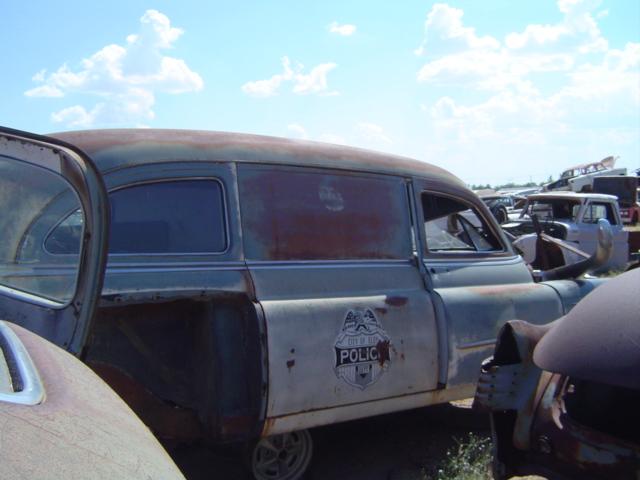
[
  {"xmin": 478, "ymin": 193, "xmax": 527, "ymax": 224},
  {"xmin": 474, "ymin": 268, "xmax": 640, "ymax": 480},
  {"xmin": 503, "ymin": 192, "xmax": 628, "ymax": 271},
  {"xmin": 0, "ymin": 127, "xmax": 615, "ymax": 480},
  {"xmin": 0, "ymin": 131, "xmax": 184, "ymax": 479}
]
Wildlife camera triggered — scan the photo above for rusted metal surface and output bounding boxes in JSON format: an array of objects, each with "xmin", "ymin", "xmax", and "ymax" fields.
[
  {"xmin": 50, "ymin": 129, "xmax": 465, "ymax": 190},
  {"xmin": 238, "ymin": 165, "xmax": 412, "ymax": 260},
  {"xmin": 535, "ymin": 268, "xmax": 640, "ymax": 390},
  {"xmin": 527, "ymin": 375, "xmax": 640, "ymax": 479},
  {"xmin": 1, "ymin": 323, "xmax": 184, "ymax": 480}
]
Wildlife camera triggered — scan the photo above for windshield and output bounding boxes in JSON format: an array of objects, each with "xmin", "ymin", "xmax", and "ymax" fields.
[{"xmin": 523, "ymin": 198, "xmax": 581, "ymax": 221}]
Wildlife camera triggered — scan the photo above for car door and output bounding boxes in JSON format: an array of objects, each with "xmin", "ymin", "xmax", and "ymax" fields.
[
  {"xmin": 0, "ymin": 127, "xmax": 109, "ymax": 354},
  {"xmin": 414, "ymin": 181, "xmax": 565, "ymax": 392},
  {"xmin": 237, "ymin": 164, "xmax": 440, "ymax": 435},
  {"xmin": 579, "ymin": 200, "xmax": 628, "ymax": 269}
]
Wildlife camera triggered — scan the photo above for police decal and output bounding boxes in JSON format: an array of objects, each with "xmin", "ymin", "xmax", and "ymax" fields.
[{"xmin": 334, "ymin": 309, "xmax": 391, "ymax": 390}]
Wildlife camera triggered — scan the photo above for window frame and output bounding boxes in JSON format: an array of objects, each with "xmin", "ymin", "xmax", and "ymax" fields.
[
  {"xmin": 44, "ymin": 177, "xmax": 230, "ymax": 257},
  {"xmin": 420, "ymin": 190, "xmax": 508, "ymax": 258},
  {"xmin": 581, "ymin": 201, "xmax": 618, "ymax": 226}
]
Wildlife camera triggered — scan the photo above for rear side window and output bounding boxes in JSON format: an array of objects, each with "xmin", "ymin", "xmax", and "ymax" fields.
[
  {"xmin": 47, "ymin": 179, "xmax": 226, "ymax": 255},
  {"xmin": 422, "ymin": 193, "xmax": 502, "ymax": 253},
  {"xmin": 239, "ymin": 166, "xmax": 411, "ymax": 260}
]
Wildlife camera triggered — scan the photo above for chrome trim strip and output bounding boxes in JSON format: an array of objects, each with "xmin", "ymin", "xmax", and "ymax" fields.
[
  {"xmin": 0, "ymin": 284, "xmax": 64, "ymax": 308},
  {"xmin": 457, "ymin": 338, "xmax": 496, "ymax": 350},
  {"xmin": 246, "ymin": 259, "xmax": 411, "ymax": 268},
  {"xmin": 0, "ymin": 321, "xmax": 45, "ymax": 405},
  {"xmin": 424, "ymin": 255, "xmax": 523, "ymax": 267}
]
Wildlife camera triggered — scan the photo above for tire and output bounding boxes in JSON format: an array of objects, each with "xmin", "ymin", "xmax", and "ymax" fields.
[
  {"xmin": 494, "ymin": 206, "xmax": 508, "ymax": 224},
  {"xmin": 250, "ymin": 430, "xmax": 313, "ymax": 480}
]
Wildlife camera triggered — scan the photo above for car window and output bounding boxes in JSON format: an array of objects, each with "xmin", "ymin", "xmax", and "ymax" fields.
[
  {"xmin": 46, "ymin": 179, "xmax": 226, "ymax": 255},
  {"xmin": 525, "ymin": 199, "xmax": 581, "ymax": 221},
  {"xmin": 582, "ymin": 202, "xmax": 617, "ymax": 225},
  {"xmin": 239, "ymin": 166, "xmax": 412, "ymax": 260},
  {"xmin": 1, "ymin": 156, "xmax": 81, "ymax": 302},
  {"xmin": 422, "ymin": 193, "xmax": 502, "ymax": 253}
]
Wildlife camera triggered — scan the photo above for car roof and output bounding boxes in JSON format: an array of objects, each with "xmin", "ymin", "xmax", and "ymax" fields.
[
  {"xmin": 50, "ymin": 129, "xmax": 464, "ymax": 187},
  {"xmin": 528, "ymin": 192, "xmax": 618, "ymax": 201}
]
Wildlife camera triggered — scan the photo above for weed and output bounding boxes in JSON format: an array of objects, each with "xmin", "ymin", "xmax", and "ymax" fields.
[{"xmin": 426, "ymin": 434, "xmax": 492, "ymax": 480}]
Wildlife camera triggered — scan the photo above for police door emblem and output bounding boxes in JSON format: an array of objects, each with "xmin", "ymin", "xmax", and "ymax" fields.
[{"xmin": 334, "ymin": 309, "xmax": 391, "ymax": 390}]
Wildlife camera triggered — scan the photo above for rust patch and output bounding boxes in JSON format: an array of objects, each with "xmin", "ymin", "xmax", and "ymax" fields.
[
  {"xmin": 286, "ymin": 359, "xmax": 295, "ymax": 370},
  {"xmin": 384, "ymin": 295, "xmax": 408, "ymax": 307},
  {"xmin": 375, "ymin": 340, "xmax": 391, "ymax": 367},
  {"xmin": 374, "ymin": 307, "xmax": 388, "ymax": 315}
]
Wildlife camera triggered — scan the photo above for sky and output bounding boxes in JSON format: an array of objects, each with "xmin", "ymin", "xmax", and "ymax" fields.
[{"xmin": 2, "ymin": 0, "xmax": 639, "ymax": 186}]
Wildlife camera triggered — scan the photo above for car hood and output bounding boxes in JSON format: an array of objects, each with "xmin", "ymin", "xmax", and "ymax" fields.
[{"xmin": 533, "ymin": 268, "xmax": 640, "ymax": 390}]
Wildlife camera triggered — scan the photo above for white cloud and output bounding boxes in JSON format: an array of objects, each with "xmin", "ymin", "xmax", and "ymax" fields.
[
  {"xmin": 293, "ymin": 63, "xmax": 338, "ymax": 95},
  {"xmin": 416, "ymin": 1, "xmax": 640, "ymax": 184},
  {"xmin": 356, "ymin": 122, "xmax": 392, "ymax": 144},
  {"xmin": 415, "ymin": 4, "xmax": 499, "ymax": 56},
  {"xmin": 328, "ymin": 21, "xmax": 357, "ymax": 36},
  {"xmin": 243, "ymin": 57, "xmax": 338, "ymax": 97},
  {"xmin": 24, "ymin": 85, "xmax": 64, "ymax": 98},
  {"xmin": 25, "ymin": 9, "xmax": 202, "ymax": 127},
  {"xmin": 242, "ymin": 57, "xmax": 294, "ymax": 97}
]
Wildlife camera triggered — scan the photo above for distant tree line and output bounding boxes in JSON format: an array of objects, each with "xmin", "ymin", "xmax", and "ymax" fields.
[{"xmin": 470, "ymin": 177, "xmax": 553, "ymax": 191}]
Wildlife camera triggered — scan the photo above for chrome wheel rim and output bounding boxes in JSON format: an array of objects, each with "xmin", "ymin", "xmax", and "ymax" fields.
[{"xmin": 251, "ymin": 430, "xmax": 313, "ymax": 480}]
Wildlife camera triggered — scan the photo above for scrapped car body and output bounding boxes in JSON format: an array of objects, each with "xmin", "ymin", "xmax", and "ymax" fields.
[
  {"xmin": 474, "ymin": 268, "xmax": 640, "ymax": 480},
  {"xmin": 592, "ymin": 175, "xmax": 640, "ymax": 225},
  {"xmin": 0, "ymin": 127, "xmax": 614, "ymax": 479},
  {"xmin": 478, "ymin": 193, "xmax": 527, "ymax": 224},
  {"xmin": 0, "ymin": 321, "xmax": 185, "ymax": 480},
  {"xmin": 543, "ymin": 156, "xmax": 627, "ymax": 192},
  {"xmin": 504, "ymin": 192, "xmax": 629, "ymax": 271}
]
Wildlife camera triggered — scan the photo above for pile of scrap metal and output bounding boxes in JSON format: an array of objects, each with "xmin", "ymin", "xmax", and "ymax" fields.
[{"xmin": 543, "ymin": 156, "xmax": 627, "ymax": 193}]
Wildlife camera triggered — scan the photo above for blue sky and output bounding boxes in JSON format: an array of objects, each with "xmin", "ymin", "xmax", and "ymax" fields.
[{"xmin": 2, "ymin": 0, "xmax": 638, "ymax": 185}]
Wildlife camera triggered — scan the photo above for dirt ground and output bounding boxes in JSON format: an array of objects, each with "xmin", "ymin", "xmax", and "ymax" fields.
[{"xmin": 171, "ymin": 403, "xmax": 494, "ymax": 480}]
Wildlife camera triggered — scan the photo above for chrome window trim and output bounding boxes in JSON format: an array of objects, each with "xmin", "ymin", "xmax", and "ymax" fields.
[
  {"xmin": 0, "ymin": 321, "xmax": 45, "ymax": 406},
  {"xmin": 420, "ymin": 189, "xmax": 508, "ymax": 256}
]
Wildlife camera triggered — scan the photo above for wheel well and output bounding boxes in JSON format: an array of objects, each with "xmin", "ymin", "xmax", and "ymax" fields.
[{"xmin": 84, "ymin": 295, "xmax": 266, "ymax": 443}]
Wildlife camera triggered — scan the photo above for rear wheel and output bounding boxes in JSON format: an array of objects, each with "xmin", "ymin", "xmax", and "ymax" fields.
[{"xmin": 251, "ymin": 430, "xmax": 313, "ymax": 480}]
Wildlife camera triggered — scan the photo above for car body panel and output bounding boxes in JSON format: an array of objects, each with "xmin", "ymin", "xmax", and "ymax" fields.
[{"xmin": 0, "ymin": 322, "xmax": 184, "ymax": 480}]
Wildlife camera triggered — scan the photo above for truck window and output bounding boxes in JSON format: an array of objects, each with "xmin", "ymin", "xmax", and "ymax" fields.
[
  {"xmin": 582, "ymin": 202, "xmax": 617, "ymax": 225},
  {"xmin": 422, "ymin": 193, "xmax": 502, "ymax": 253},
  {"xmin": 239, "ymin": 167, "xmax": 412, "ymax": 260},
  {"xmin": 46, "ymin": 179, "xmax": 227, "ymax": 255}
]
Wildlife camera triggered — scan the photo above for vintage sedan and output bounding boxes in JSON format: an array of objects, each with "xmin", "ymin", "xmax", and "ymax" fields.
[
  {"xmin": 0, "ymin": 127, "xmax": 614, "ymax": 480},
  {"xmin": 475, "ymin": 268, "xmax": 639, "ymax": 479}
]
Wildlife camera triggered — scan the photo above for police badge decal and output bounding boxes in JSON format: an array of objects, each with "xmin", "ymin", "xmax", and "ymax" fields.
[{"xmin": 334, "ymin": 309, "xmax": 391, "ymax": 390}]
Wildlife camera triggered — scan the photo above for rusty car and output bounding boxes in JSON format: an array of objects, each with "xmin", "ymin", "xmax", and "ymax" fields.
[
  {"xmin": 474, "ymin": 267, "xmax": 640, "ymax": 479},
  {"xmin": 0, "ymin": 126, "xmax": 617, "ymax": 480}
]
